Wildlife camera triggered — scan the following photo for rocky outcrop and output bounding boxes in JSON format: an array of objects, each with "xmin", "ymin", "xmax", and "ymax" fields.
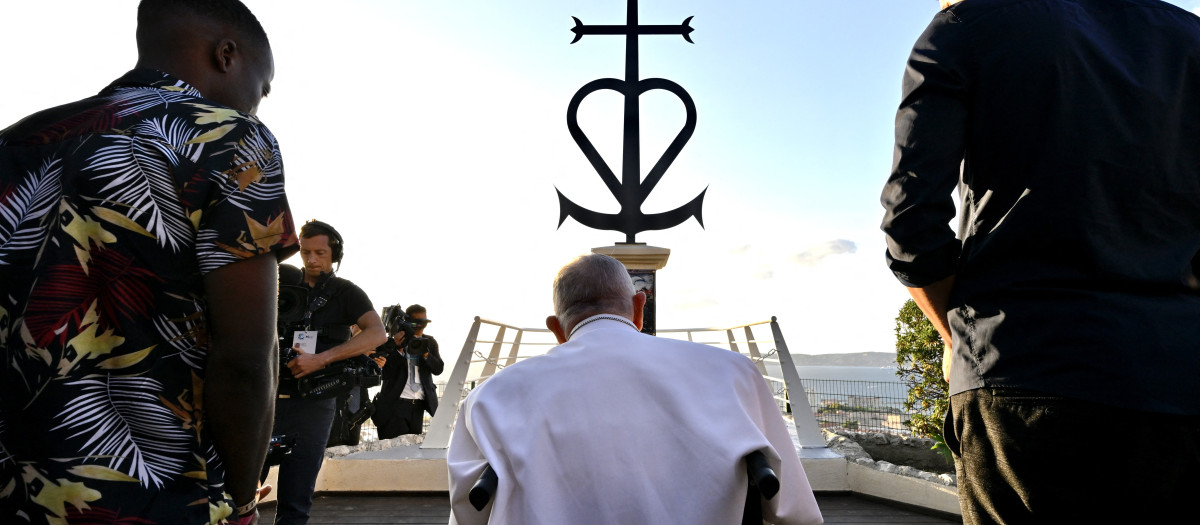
[
  {"xmin": 841, "ymin": 430, "xmax": 953, "ymax": 474},
  {"xmin": 824, "ymin": 429, "xmax": 956, "ymax": 486}
]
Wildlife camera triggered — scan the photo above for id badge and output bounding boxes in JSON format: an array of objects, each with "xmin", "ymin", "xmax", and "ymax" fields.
[{"xmin": 292, "ymin": 330, "xmax": 318, "ymax": 353}]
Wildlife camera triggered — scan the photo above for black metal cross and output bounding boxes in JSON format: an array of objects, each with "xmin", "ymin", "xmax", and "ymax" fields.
[{"xmin": 558, "ymin": 0, "xmax": 705, "ymax": 244}]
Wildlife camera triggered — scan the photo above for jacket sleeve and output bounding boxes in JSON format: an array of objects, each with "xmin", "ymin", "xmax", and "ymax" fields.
[
  {"xmin": 881, "ymin": 10, "xmax": 969, "ymax": 288},
  {"xmin": 422, "ymin": 337, "xmax": 445, "ymax": 375}
]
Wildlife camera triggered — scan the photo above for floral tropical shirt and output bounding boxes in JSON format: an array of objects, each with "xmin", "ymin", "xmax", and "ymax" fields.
[{"xmin": 0, "ymin": 69, "xmax": 298, "ymax": 525}]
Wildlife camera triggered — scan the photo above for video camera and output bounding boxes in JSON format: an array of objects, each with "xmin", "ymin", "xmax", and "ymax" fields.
[
  {"xmin": 280, "ymin": 349, "xmax": 382, "ymax": 399},
  {"xmin": 277, "ymin": 263, "xmax": 308, "ymax": 327},
  {"xmin": 264, "ymin": 434, "xmax": 295, "ymax": 468},
  {"xmin": 277, "ymin": 264, "xmax": 311, "ymax": 357},
  {"xmin": 260, "ymin": 434, "xmax": 296, "ymax": 484},
  {"xmin": 380, "ymin": 304, "xmax": 431, "ymax": 356}
]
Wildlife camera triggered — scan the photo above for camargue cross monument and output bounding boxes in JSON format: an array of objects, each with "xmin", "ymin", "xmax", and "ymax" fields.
[{"xmin": 556, "ymin": 0, "xmax": 706, "ymax": 335}]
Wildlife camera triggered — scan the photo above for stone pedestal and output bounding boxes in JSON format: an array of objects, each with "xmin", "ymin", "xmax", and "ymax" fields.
[{"xmin": 591, "ymin": 243, "xmax": 670, "ymax": 336}]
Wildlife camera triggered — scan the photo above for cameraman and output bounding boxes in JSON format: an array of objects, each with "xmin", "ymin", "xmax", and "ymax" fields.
[
  {"xmin": 372, "ymin": 305, "xmax": 444, "ymax": 439},
  {"xmin": 273, "ymin": 220, "xmax": 386, "ymax": 525}
]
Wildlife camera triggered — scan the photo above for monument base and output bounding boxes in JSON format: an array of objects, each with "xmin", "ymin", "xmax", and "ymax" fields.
[{"xmin": 592, "ymin": 243, "xmax": 670, "ymax": 335}]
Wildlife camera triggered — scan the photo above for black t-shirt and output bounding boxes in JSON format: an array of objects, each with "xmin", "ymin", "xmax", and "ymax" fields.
[
  {"xmin": 278, "ymin": 274, "xmax": 373, "ymax": 395},
  {"xmin": 298, "ymin": 276, "xmax": 374, "ymax": 353}
]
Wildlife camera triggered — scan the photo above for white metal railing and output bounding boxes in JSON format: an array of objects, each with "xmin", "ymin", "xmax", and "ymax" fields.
[
  {"xmin": 421, "ymin": 316, "xmax": 826, "ymax": 450},
  {"xmin": 421, "ymin": 318, "xmax": 555, "ymax": 448}
]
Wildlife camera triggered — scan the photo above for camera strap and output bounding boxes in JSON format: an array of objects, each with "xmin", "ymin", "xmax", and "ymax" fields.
[{"xmin": 301, "ymin": 273, "xmax": 344, "ymax": 330}]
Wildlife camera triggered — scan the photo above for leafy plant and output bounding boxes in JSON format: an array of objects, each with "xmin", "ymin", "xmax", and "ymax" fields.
[{"xmin": 894, "ymin": 299, "xmax": 953, "ymax": 465}]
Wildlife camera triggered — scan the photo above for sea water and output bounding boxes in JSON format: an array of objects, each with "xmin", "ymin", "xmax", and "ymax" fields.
[
  {"xmin": 794, "ymin": 365, "xmax": 911, "ymax": 413},
  {"xmin": 795, "ymin": 365, "xmax": 901, "ymax": 383}
]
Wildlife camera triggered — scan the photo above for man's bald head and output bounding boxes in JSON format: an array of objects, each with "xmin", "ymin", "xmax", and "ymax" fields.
[
  {"xmin": 135, "ymin": 0, "xmax": 274, "ymax": 114},
  {"xmin": 553, "ymin": 254, "xmax": 637, "ymax": 332}
]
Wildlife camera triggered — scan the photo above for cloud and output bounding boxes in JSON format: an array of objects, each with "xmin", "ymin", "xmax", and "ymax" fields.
[{"xmin": 793, "ymin": 239, "xmax": 858, "ymax": 267}]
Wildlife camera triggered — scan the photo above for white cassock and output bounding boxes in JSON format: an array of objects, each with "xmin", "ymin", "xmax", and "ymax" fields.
[{"xmin": 447, "ymin": 316, "xmax": 824, "ymax": 525}]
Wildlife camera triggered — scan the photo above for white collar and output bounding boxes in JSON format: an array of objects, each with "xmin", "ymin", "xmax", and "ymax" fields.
[{"xmin": 567, "ymin": 314, "xmax": 638, "ymax": 340}]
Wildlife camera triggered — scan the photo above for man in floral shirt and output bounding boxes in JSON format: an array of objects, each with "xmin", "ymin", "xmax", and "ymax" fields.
[{"xmin": 0, "ymin": 1, "xmax": 295, "ymax": 524}]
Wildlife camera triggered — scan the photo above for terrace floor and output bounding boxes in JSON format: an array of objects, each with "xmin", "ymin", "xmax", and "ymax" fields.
[{"xmin": 258, "ymin": 492, "xmax": 962, "ymax": 524}]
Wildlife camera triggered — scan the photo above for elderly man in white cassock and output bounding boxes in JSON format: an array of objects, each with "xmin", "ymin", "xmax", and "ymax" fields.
[{"xmin": 447, "ymin": 254, "xmax": 823, "ymax": 525}]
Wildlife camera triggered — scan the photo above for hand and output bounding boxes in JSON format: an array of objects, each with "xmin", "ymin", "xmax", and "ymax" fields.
[
  {"xmin": 393, "ymin": 332, "xmax": 406, "ymax": 346},
  {"xmin": 286, "ymin": 345, "xmax": 327, "ymax": 378},
  {"xmin": 373, "ymin": 356, "xmax": 387, "ymax": 368},
  {"xmin": 941, "ymin": 342, "xmax": 953, "ymax": 383}
]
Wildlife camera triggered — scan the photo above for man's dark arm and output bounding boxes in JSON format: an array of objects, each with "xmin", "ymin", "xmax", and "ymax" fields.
[
  {"xmin": 203, "ymin": 254, "xmax": 279, "ymax": 510},
  {"xmin": 422, "ymin": 339, "xmax": 444, "ymax": 376}
]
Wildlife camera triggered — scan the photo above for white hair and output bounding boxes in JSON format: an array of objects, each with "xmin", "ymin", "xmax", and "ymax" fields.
[{"xmin": 553, "ymin": 254, "xmax": 635, "ymax": 331}]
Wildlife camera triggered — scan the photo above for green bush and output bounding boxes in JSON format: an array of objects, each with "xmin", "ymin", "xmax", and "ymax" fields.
[{"xmin": 894, "ymin": 299, "xmax": 952, "ymax": 463}]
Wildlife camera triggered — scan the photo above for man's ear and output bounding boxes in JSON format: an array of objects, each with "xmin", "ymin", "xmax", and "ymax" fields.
[
  {"xmin": 213, "ymin": 38, "xmax": 237, "ymax": 73},
  {"xmin": 546, "ymin": 316, "xmax": 568, "ymax": 344},
  {"xmin": 631, "ymin": 292, "xmax": 647, "ymax": 331}
]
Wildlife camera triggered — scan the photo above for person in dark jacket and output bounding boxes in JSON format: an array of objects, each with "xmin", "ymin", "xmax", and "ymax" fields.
[{"xmin": 372, "ymin": 304, "xmax": 444, "ymax": 438}]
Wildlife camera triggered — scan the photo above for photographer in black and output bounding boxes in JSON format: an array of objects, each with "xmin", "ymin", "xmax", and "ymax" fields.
[
  {"xmin": 371, "ymin": 304, "xmax": 444, "ymax": 439},
  {"xmin": 272, "ymin": 220, "xmax": 386, "ymax": 525}
]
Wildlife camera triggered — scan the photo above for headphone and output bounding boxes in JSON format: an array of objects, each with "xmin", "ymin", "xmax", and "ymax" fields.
[{"xmin": 301, "ymin": 219, "xmax": 344, "ymax": 264}]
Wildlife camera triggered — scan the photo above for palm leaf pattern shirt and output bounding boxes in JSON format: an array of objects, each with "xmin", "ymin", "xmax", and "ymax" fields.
[{"xmin": 0, "ymin": 69, "xmax": 299, "ymax": 525}]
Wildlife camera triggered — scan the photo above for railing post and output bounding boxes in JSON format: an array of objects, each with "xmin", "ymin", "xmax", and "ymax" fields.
[
  {"xmin": 737, "ymin": 326, "xmax": 768, "ymax": 376},
  {"xmin": 504, "ymin": 329, "xmax": 524, "ymax": 367},
  {"xmin": 770, "ymin": 317, "xmax": 827, "ymax": 449},
  {"xmin": 480, "ymin": 326, "xmax": 506, "ymax": 379},
  {"xmin": 745, "ymin": 325, "xmax": 780, "ymax": 382},
  {"xmin": 422, "ymin": 317, "xmax": 482, "ymax": 449}
]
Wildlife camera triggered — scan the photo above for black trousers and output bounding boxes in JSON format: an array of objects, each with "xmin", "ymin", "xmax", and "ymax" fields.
[
  {"xmin": 375, "ymin": 397, "xmax": 425, "ymax": 440},
  {"xmin": 271, "ymin": 396, "xmax": 337, "ymax": 525},
  {"xmin": 947, "ymin": 388, "xmax": 1200, "ymax": 524}
]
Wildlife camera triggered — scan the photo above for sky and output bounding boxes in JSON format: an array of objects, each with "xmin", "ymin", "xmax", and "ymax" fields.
[{"xmin": 4, "ymin": 0, "xmax": 1199, "ymax": 364}]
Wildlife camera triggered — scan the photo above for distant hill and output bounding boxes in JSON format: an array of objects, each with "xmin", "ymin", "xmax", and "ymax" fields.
[{"xmin": 794, "ymin": 352, "xmax": 896, "ymax": 368}]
